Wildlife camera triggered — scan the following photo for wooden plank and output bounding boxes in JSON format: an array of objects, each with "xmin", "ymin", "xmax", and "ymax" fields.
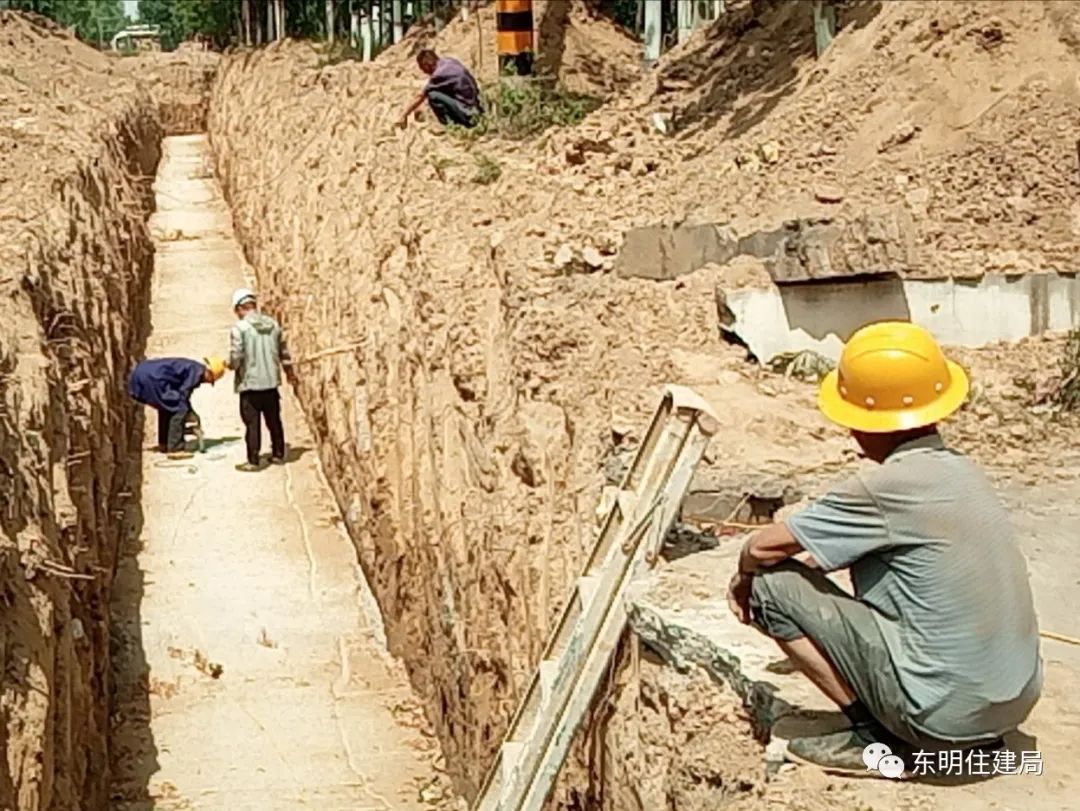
[{"xmin": 473, "ymin": 386, "xmax": 718, "ymax": 810}]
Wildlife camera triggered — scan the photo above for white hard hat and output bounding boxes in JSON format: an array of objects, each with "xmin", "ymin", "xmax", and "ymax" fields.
[{"xmin": 231, "ymin": 287, "xmax": 256, "ymax": 309}]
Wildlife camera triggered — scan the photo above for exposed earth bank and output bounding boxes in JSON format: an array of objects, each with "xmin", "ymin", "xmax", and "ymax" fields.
[{"xmin": 0, "ymin": 12, "xmax": 160, "ymax": 808}]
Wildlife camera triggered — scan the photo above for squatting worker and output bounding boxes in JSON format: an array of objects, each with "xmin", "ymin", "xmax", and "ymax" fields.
[
  {"xmin": 397, "ymin": 48, "xmax": 482, "ymax": 129},
  {"xmin": 727, "ymin": 321, "xmax": 1042, "ymax": 772},
  {"xmin": 229, "ymin": 288, "xmax": 296, "ymax": 472},
  {"xmin": 128, "ymin": 356, "xmax": 226, "ymax": 457}
]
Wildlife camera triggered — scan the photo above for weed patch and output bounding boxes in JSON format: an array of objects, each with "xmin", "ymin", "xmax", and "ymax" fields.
[
  {"xmin": 471, "ymin": 154, "xmax": 502, "ymax": 185},
  {"xmin": 457, "ymin": 72, "xmax": 601, "ymax": 141}
]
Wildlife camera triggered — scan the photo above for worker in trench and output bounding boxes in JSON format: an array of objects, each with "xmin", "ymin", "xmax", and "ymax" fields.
[
  {"xmin": 727, "ymin": 321, "xmax": 1042, "ymax": 772},
  {"xmin": 228, "ymin": 287, "xmax": 296, "ymax": 472},
  {"xmin": 128, "ymin": 356, "xmax": 227, "ymax": 457},
  {"xmin": 397, "ymin": 47, "xmax": 482, "ymax": 130}
]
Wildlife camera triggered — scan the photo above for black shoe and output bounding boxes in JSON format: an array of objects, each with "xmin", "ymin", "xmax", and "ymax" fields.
[
  {"xmin": 235, "ymin": 462, "xmax": 261, "ymax": 472},
  {"xmin": 270, "ymin": 456, "xmax": 285, "ymax": 466},
  {"xmin": 786, "ymin": 721, "xmax": 902, "ymax": 774}
]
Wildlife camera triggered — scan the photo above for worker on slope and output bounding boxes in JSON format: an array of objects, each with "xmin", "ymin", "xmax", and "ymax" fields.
[
  {"xmin": 727, "ymin": 321, "xmax": 1042, "ymax": 772},
  {"xmin": 397, "ymin": 48, "xmax": 482, "ymax": 129},
  {"xmin": 229, "ymin": 288, "xmax": 296, "ymax": 472},
  {"xmin": 129, "ymin": 356, "xmax": 227, "ymax": 457}
]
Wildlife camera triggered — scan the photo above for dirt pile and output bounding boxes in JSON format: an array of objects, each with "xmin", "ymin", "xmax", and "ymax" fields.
[
  {"xmin": 538, "ymin": 0, "xmax": 1080, "ymax": 281},
  {"xmin": 0, "ymin": 12, "xmax": 160, "ymax": 807}
]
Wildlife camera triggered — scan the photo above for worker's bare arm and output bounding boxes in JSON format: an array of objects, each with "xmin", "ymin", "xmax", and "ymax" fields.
[
  {"xmin": 738, "ymin": 522, "xmax": 804, "ymax": 575},
  {"xmin": 727, "ymin": 523, "xmax": 804, "ymax": 624},
  {"xmin": 397, "ymin": 91, "xmax": 427, "ymax": 128}
]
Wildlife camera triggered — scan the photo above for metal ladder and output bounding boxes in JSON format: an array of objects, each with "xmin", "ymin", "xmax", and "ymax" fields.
[{"xmin": 472, "ymin": 385, "xmax": 719, "ymax": 811}]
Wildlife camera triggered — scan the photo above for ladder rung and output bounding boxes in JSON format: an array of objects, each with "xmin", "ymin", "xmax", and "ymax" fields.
[{"xmin": 576, "ymin": 574, "xmax": 599, "ymax": 610}]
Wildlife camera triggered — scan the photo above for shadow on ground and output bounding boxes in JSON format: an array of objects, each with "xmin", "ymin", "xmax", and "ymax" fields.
[
  {"xmin": 654, "ymin": 0, "xmax": 883, "ymax": 138},
  {"xmin": 200, "ymin": 434, "xmax": 241, "ymax": 451},
  {"xmin": 281, "ymin": 445, "xmax": 312, "ymax": 464}
]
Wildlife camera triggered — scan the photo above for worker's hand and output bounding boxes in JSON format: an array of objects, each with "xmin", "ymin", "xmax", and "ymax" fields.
[
  {"xmin": 396, "ymin": 116, "xmax": 408, "ymax": 130},
  {"xmin": 285, "ymin": 368, "xmax": 298, "ymax": 388},
  {"xmin": 726, "ymin": 571, "xmax": 754, "ymax": 625}
]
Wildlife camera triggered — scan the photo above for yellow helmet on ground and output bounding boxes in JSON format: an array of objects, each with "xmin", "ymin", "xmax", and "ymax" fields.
[
  {"xmin": 204, "ymin": 356, "xmax": 228, "ymax": 384},
  {"xmin": 818, "ymin": 321, "xmax": 969, "ymax": 433}
]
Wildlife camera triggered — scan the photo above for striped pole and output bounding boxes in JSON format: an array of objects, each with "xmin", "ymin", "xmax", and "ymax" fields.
[{"xmin": 495, "ymin": 0, "xmax": 533, "ymax": 76}]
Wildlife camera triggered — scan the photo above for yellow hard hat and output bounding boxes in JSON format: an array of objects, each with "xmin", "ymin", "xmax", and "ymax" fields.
[
  {"xmin": 204, "ymin": 356, "xmax": 227, "ymax": 384},
  {"xmin": 818, "ymin": 321, "xmax": 969, "ymax": 433}
]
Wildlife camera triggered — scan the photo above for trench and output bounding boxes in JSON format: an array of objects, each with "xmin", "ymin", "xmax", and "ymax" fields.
[{"xmin": 105, "ymin": 133, "xmax": 447, "ymax": 809}]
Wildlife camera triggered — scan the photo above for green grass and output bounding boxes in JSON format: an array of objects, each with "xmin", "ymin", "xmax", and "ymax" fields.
[
  {"xmin": 453, "ymin": 67, "xmax": 601, "ymax": 141},
  {"xmin": 471, "ymin": 153, "xmax": 502, "ymax": 185}
]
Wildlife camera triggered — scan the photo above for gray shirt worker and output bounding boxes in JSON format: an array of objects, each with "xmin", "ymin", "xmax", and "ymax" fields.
[
  {"xmin": 230, "ymin": 310, "xmax": 292, "ymax": 393},
  {"xmin": 786, "ymin": 434, "xmax": 1043, "ymax": 742}
]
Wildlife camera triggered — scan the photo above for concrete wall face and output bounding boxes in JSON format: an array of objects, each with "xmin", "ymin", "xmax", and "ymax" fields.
[{"xmin": 724, "ymin": 273, "xmax": 1080, "ymax": 362}]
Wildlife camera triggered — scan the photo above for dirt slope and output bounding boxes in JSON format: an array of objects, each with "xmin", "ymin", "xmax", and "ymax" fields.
[
  {"xmin": 111, "ymin": 47, "xmax": 220, "ymax": 135},
  {"xmin": 0, "ymin": 12, "xmax": 160, "ymax": 808},
  {"xmin": 545, "ymin": 0, "xmax": 1080, "ymax": 280}
]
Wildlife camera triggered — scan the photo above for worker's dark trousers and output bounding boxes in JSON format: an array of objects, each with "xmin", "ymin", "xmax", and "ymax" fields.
[
  {"xmin": 239, "ymin": 388, "xmax": 285, "ymax": 465},
  {"xmin": 156, "ymin": 408, "xmax": 188, "ymax": 452},
  {"xmin": 427, "ymin": 91, "xmax": 480, "ymax": 128}
]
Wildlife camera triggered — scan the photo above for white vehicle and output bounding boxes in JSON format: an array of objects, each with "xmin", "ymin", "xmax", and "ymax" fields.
[{"xmin": 110, "ymin": 24, "xmax": 162, "ymax": 52}]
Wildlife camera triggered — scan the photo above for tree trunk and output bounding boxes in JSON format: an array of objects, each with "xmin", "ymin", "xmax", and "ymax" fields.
[
  {"xmin": 677, "ymin": 0, "xmax": 693, "ymax": 44},
  {"xmin": 392, "ymin": 0, "xmax": 402, "ymax": 42},
  {"xmin": 326, "ymin": 0, "xmax": 335, "ymax": 42},
  {"xmin": 266, "ymin": 0, "xmax": 274, "ymax": 40},
  {"xmin": 350, "ymin": 1, "xmax": 360, "ymax": 47},
  {"xmin": 813, "ymin": 0, "xmax": 836, "ymax": 57},
  {"xmin": 277, "ymin": 0, "xmax": 286, "ymax": 40},
  {"xmin": 241, "ymin": 0, "xmax": 252, "ymax": 45},
  {"xmin": 644, "ymin": 0, "xmax": 662, "ymax": 63}
]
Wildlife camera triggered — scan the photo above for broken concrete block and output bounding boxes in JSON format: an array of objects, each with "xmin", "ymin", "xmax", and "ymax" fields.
[
  {"xmin": 737, "ymin": 206, "xmax": 916, "ymax": 283},
  {"xmin": 615, "ymin": 223, "xmax": 740, "ymax": 281}
]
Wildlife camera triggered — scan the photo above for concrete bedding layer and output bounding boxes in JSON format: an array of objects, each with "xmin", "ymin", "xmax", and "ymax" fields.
[{"xmin": 0, "ymin": 12, "xmax": 161, "ymax": 808}]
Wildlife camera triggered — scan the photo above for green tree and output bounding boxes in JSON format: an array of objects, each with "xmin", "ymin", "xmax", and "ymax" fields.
[
  {"xmin": 5, "ymin": 0, "xmax": 128, "ymax": 47},
  {"xmin": 140, "ymin": 0, "xmax": 238, "ymax": 50}
]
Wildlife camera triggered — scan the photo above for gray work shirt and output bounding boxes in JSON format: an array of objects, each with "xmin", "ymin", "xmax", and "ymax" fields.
[
  {"xmin": 786, "ymin": 434, "xmax": 1043, "ymax": 741},
  {"xmin": 229, "ymin": 311, "xmax": 292, "ymax": 393}
]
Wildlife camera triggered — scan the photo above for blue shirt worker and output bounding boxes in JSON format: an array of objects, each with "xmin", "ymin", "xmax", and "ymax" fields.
[
  {"xmin": 129, "ymin": 356, "xmax": 226, "ymax": 455},
  {"xmin": 727, "ymin": 321, "xmax": 1042, "ymax": 773},
  {"xmin": 229, "ymin": 288, "xmax": 296, "ymax": 472},
  {"xmin": 397, "ymin": 48, "xmax": 482, "ymax": 129}
]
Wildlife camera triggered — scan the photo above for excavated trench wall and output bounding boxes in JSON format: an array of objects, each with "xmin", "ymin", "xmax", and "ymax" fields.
[
  {"xmin": 205, "ymin": 40, "xmax": 770, "ymax": 805},
  {"xmin": 0, "ymin": 13, "xmax": 162, "ymax": 808}
]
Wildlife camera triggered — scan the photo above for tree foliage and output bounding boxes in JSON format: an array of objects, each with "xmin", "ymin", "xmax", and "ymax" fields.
[
  {"xmin": 4, "ymin": 0, "xmax": 128, "ymax": 46},
  {"xmin": 139, "ymin": 0, "xmax": 236, "ymax": 50},
  {"xmin": 3, "ymin": 0, "xmax": 479, "ymax": 51}
]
